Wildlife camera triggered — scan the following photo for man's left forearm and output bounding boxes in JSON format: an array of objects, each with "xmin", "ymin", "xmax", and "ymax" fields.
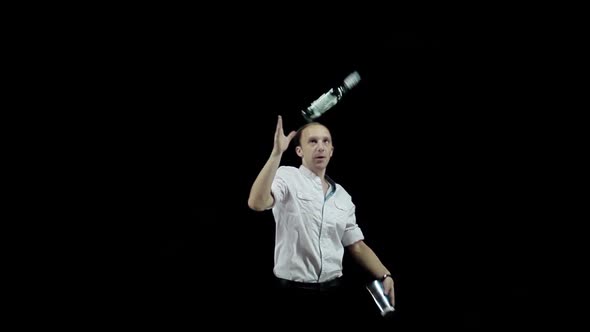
[{"xmin": 347, "ymin": 240, "xmax": 390, "ymax": 279}]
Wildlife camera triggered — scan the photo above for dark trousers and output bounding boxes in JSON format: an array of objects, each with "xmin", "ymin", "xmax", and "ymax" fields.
[{"xmin": 269, "ymin": 277, "xmax": 350, "ymax": 328}]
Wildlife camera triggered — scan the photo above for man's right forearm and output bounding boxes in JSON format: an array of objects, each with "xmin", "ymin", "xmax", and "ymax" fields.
[{"xmin": 248, "ymin": 153, "xmax": 282, "ymax": 211}]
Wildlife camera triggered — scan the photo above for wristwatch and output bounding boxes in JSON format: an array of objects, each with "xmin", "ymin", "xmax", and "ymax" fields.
[{"xmin": 381, "ymin": 274, "xmax": 392, "ymax": 281}]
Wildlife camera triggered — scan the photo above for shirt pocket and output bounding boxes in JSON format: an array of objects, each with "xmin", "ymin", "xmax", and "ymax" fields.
[
  {"xmin": 334, "ymin": 199, "xmax": 353, "ymax": 214},
  {"xmin": 295, "ymin": 191, "xmax": 315, "ymax": 216},
  {"xmin": 330, "ymin": 200, "xmax": 353, "ymax": 238},
  {"xmin": 296, "ymin": 191, "xmax": 313, "ymax": 201}
]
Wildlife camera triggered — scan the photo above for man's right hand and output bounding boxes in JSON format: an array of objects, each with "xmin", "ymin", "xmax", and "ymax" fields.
[{"xmin": 272, "ymin": 115, "xmax": 296, "ymax": 156}]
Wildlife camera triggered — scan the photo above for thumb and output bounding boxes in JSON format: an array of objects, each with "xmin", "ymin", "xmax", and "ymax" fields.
[{"xmin": 286, "ymin": 131, "xmax": 297, "ymax": 142}]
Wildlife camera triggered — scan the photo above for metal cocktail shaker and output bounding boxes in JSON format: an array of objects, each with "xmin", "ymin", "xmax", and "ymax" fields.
[{"xmin": 366, "ymin": 279, "xmax": 395, "ymax": 317}]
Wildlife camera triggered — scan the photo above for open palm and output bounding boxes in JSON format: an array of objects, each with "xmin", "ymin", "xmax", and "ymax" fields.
[{"xmin": 273, "ymin": 115, "xmax": 296, "ymax": 155}]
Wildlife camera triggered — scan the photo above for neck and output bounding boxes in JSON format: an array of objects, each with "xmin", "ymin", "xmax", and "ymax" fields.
[
  {"xmin": 315, "ymin": 169, "xmax": 326, "ymax": 180},
  {"xmin": 303, "ymin": 163, "xmax": 326, "ymax": 180},
  {"xmin": 311, "ymin": 167, "xmax": 326, "ymax": 180}
]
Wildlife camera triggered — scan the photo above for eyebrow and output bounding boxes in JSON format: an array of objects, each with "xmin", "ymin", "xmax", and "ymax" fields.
[{"xmin": 307, "ymin": 136, "xmax": 331, "ymax": 141}]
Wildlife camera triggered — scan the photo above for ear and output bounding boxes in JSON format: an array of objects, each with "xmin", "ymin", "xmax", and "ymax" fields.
[
  {"xmin": 330, "ymin": 146, "xmax": 334, "ymax": 157},
  {"xmin": 296, "ymin": 146, "xmax": 303, "ymax": 157}
]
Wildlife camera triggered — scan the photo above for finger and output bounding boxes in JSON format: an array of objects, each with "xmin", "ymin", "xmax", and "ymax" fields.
[
  {"xmin": 277, "ymin": 115, "xmax": 283, "ymax": 132},
  {"xmin": 389, "ymin": 289, "xmax": 395, "ymax": 306},
  {"xmin": 286, "ymin": 130, "xmax": 296, "ymax": 142},
  {"xmin": 274, "ymin": 116, "xmax": 283, "ymax": 141},
  {"xmin": 384, "ymin": 286, "xmax": 392, "ymax": 298}
]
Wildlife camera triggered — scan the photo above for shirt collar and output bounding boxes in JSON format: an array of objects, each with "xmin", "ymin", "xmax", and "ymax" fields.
[{"xmin": 298, "ymin": 164, "xmax": 336, "ymax": 193}]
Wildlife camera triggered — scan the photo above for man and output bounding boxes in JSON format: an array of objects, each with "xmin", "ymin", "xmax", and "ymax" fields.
[{"xmin": 248, "ymin": 115, "xmax": 394, "ymax": 324}]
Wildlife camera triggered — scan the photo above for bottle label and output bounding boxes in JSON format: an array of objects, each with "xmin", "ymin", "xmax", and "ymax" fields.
[{"xmin": 308, "ymin": 89, "xmax": 338, "ymax": 118}]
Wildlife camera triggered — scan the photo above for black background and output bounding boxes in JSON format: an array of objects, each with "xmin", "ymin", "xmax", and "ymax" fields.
[{"xmin": 66, "ymin": 16, "xmax": 564, "ymax": 329}]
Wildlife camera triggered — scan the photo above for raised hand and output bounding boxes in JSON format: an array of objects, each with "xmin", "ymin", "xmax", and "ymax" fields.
[{"xmin": 272, "ymin": 115, "xmax": 296, "ymax": 156}]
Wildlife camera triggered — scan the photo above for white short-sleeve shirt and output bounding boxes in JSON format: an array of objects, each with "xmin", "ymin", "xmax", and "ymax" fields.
[{"xmin": 270, "ymin": 165, "xmax": 364, "ymax": 283}]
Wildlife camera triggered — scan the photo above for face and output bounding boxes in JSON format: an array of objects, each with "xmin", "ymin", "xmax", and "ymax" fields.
[{"xmin": 296, "ymin": 124, "xmax": 334, "ymax": 173}]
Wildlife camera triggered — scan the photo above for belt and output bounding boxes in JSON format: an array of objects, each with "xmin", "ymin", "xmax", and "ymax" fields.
[{"xmin": 275, "ymin": 277, "xmax": 343, "ymax": 291}]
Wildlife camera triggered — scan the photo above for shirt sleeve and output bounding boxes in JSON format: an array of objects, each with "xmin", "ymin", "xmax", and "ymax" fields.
[
  {"xmin": 268, "ymin": 166, "xmax": 289, "ymax": 210},
  {"xmin": 342, "ymin": 204, "xmax": 364, "ymax": 247}
]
